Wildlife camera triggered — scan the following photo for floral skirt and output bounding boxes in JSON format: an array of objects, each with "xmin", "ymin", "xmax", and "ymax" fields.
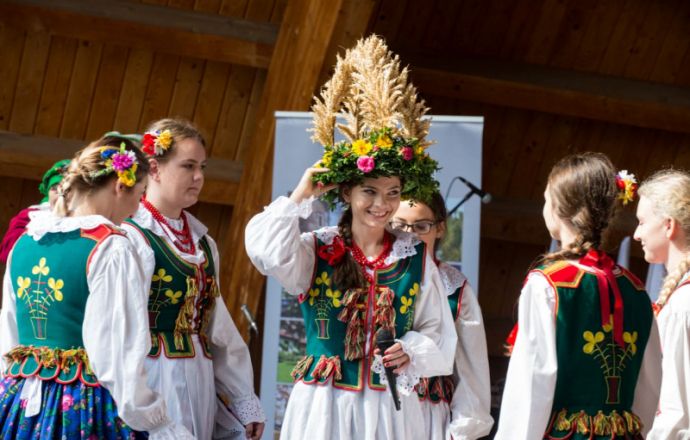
[{"xmin": 0, "ymin": 376, "xmax": 147, "ymax": 439}]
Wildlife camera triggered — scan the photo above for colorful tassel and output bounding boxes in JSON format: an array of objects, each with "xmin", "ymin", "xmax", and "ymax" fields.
[
  {"xmin": 611, "ymin": 411, "xmax": 626, "ymax": 435},
  {"xmin": 374, "ymin": 287, "xmax": 395, "ymax": 330},
  {"xmin": 623, "ymin": 411, "xmax": 642, "ymax": 434},
  {"xmin": 343, "ymin": 311, "xmax": 365, "ymax": 360},
  {"xmin": 554, "ymin": 409, "xmax": 571, "ymax": 431},
  {"xmin": 575, "ymin": 411, "xmax": 590, "ymax": 435},
  {"xmin": 174, "ymin": 276, "xmax": 199, "ymax": 350},
  {"xmin": 290, "ymin": 355, "xmax": 314, "ymax": 381},
  {"xmin": 593, "ymin": 410, "xmax": 612, "ymax": 435}
]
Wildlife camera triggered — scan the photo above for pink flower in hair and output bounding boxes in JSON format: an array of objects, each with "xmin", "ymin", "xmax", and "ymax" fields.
[
  {"xmin": 111, "ymin": 151, "xmax": 136, "ymax": 172},
  {"xmin": 356, "ymin": 156, "xmax": 375, "ymax": 173},
  {"xmin": 401, "ymin": 146, "xmax": 414, "ymax": 161}
]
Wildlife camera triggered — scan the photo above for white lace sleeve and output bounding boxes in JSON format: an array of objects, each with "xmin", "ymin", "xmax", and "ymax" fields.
[{"xmin": 370, "ymin": 353, "xmax": 420, "ymax": 396}]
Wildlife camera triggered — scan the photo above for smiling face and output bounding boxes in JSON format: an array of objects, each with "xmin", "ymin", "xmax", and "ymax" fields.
[
  {"xmin": 634, "ymin": 195, "xmax": 671, "ymax": 264},
  {"xmin": 343, "ymin": 176, "xmax": 402, "ymax": 231},
  {"xmin": 150, "ymin": 137, "xmax": 207, "ymax": 210}
]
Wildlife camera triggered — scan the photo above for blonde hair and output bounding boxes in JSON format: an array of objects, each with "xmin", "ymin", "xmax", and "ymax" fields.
[
  {"xmin": 539, "ymin": 152, "xmax": 618, "ymax": 265},
  {"xmin": 145, "ymin": 118, "xmax": 205, "ymax": 163},
  {"xmin": 638, "ymin": 169, "xmax": 690, "ymax": 308},
  {"xmin": 53, "ymin": 137, "xmax": 148, "ymax": 217}
]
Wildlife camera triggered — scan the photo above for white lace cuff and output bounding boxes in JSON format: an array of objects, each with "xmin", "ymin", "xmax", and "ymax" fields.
[
  {"xmin": 229, "ymin": 394, "xmax": 266, "ymax": 426},
  {"xmin": 267, "ymin": 196, "xmax": 315, "ymax": 219},
  {"xmin": 371, "ymin": 349, "xmax": 421, "ymax": 396}
]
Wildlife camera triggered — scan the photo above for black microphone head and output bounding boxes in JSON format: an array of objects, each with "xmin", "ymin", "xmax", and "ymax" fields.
[
  {"xmin": 375, "ymin": 327, "xmax": 395, "ymax": 346},
  {"xmin": 481, "ymin": 193, "xmax": 492, "ymax": 204}
]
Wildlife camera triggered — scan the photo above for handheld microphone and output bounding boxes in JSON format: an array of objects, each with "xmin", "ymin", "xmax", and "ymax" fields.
[
  {"xmin": 375, "ymin": 328, "xmax": 401, "ymax": 411},
  {"xmin": 241, "ymin": 304, "xmax": 259, "ymax": 335},
  {"xmin": 456, "ymin": 176, "xmax": 492, "ymax": 204}
]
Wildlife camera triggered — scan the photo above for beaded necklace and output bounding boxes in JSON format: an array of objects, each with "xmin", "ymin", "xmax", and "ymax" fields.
[
  {"xmin": 350, "ymin": 232, "xmax": 393, "ymax": 284},
  {"xmin": 142, "ymin": 197, "xmax": 196, "ymax": 254}
]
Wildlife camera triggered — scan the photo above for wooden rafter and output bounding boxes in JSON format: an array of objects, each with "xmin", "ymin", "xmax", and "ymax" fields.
[
  {"xmin": 0, "ymin": 131, "xmax": 241, "ymax": 205},
  {"xmin": 409, "ymin": 56, "xmax": 690, "ymax": 134},
  {"xmin": 219, "ymin": 0, "xmax": 377, "ymax": 338},
  {"xmin": 0, "ymin": 0, "xmax": 278, "ymax": 68}
]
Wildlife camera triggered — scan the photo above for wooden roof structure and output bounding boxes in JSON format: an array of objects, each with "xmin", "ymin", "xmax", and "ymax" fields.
[{"xmin": 1, "ymin": 0, "xmax": 689, "ymax": 367}]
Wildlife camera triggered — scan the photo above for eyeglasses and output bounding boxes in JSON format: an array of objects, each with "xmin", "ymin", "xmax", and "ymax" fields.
[{"xmin": 389, "ymin": 220, "xmax": 437, "ymax": 234}]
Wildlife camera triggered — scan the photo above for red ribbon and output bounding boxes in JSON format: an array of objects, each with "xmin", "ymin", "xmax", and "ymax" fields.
[
  {"xmin": 317, "ymin": 236, "xmax": 348, "ymax": 266},
  {"xmin": 579, "ymin": 249, "xmax": 625, "ymax": 348}
]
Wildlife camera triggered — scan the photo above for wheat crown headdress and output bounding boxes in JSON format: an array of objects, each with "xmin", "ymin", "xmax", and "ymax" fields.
[{"xmin": 310, "ymin": 35, "xmax": 439, "ymax": 207}]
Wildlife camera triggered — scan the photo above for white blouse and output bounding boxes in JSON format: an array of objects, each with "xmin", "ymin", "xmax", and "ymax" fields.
[
  {"xmin": 0, "ymin": 211, "xmax": 193, "ymax": 439},
  {"xmin": 437, "ymin": 263, "xmax": 494, "ymax": 440},
  {"xmin": 495, "ymin": 269, "xmax": 662, "ymax": 440},
  {"xmin": 122, "ymin": 204, "xmax": 264, "ymax": 439},
  {"xmin": 648, "ymin": 279, "xmax": 690, "ymax": 439}
]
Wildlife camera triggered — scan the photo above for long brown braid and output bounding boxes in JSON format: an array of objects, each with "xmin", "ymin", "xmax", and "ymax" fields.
[{"xmin": 333, "ymin": 207, "xmax": 367, "ymax": 290}]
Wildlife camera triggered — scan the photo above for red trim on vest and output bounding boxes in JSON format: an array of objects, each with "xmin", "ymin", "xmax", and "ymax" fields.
[
  {"xmin": 616, "ymin": 266, "xmax": 646, "ymax": 291},
  {"xmin": 456, "ymin": 280, "xmax": 467, "ymax": 319},
  {"xmin": 81, "ymin": 224, "xmax": 124, "ymax": 275}
]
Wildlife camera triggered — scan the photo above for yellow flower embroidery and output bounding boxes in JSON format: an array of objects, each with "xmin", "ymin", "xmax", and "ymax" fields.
[
  {"xmin": 165, "ymin": 289, "xmax": 183, "ymax": 305},
  {"xmin": 408, "ymin": 283, "xmax": 419, "ymax": 297},
  {"xmin": 326, "ymin": 288, "xmax": 341, "ymax": 307},
  {"xmin": 152, "ymin": 268, "xmax": 173, "ymax": 283},
  {"xmin": 375, "ymin": 135, "xmax": 393, "ymax": 149},
  {"xmin": 400, "ymin": 296, "xmax": 413, "ymax": 314},
  {"xmin": 16, "ymin": 276, "xmax": 30, "ymax": 298},
  {"xmin": 352, "ymin": 139, "xmax": 373, "ymax": 156},
  {"xmin": 48, "ymin": 278, "xmax": 64, "ymax": 301},
  {"xmin": 623, "ymin": 331, "xmax": 638, "ymax": 354},
  {"xmin": 32, "ymin": 257, "xmax": 49, "ymax": 276},
  {"xmin": 602, "ymin": 314, "xmax": 613, "ymax": 333},
  {"xmin": 315, "ymin": 272, "xmax": 330, "ymax": 287},
  {"xmin": 308, "ymin": 288, "xmax": 320, "ymax": 306},
  {"xmin": 583, "ymin": 330, "xmax": 605, "ymax": 354}
]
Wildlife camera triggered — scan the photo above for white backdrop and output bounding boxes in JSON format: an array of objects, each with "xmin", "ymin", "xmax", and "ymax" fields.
[{"xmin": 259, "ymin": 112, "xmax": 484, "ymax": 438}]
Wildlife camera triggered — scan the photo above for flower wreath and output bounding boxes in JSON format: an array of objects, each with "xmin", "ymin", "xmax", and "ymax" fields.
[
  {"xmin": 616, "ymin": 170, "xmax": 637, "ymax": 205},
  {"xmin": 309, "ymin": 36, "xmax": 439, "ymax": 208},
  {"xmin": 90, "ymin": 143, "xmax": 139, "ymax": 187},
  {"xmin": 141, "ymin": 129, "xmax": 173, "ymax": 157}
]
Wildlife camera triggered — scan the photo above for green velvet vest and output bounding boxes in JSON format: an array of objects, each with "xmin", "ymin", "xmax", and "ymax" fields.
[
  {"xmin": 5, "ymin": 225, "xmax": 121, "ymax": 386},
  {"xmin": 538, "ymin": 260, "xmax": 652, "ymax": 439},
  {"xmin": 126, "ymin": 219, "xmax": 218, "ymax": 359},
  {"xmin": 290, "ymin": 235, "xmax": 426, "ymax": 391},
  {"xmin": 416, "ymin": 279, "xmax": 465, "ymax": 403}
]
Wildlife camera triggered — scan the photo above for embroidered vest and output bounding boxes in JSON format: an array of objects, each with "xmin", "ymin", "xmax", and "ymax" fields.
[
  {"xmin": 126, "ymin": 220, "xmax": 219, "ymax": 359},
  {"xmin": 416, "ymin": 279, "xmax": 465, "ymax": 403},
  {"xmin": 290, "ymin": 235, "xmax": 426, "ymax": 391},
  {"xmin": 5, "ymin": 225, "xmax": 121, "ymax": 386},
  {"xmin": 538, "ymin": 260, "xmax": 652, "ymax": 439}
]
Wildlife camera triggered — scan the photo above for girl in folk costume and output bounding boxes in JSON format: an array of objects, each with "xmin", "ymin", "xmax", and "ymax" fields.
[
  {"xmin": 392, "ymin": 192, "xmax": 493, "ymax": 439},
  {"xmin": 634, "ymin": 170, "xmax": 690, "ymax": 439},
  {"xmin": 0, "ymin": 138, "xmax": 194, "ymax": 439},
  {"xmin": 121, "ymin": 118, "xmax": 265, "ymax": 440},
  {"xmin": 245, "ymin": 36, "xmax": 457, "ymax": 440},
  {"xmin": 495, "ymin": 153, "xmax": 662, "ymax": 440}
]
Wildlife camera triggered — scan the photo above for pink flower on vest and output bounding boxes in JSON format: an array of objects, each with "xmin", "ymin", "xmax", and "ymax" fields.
[{"xmin": 356, "ymin": 156, "xmax": 375, "ymax": 173}]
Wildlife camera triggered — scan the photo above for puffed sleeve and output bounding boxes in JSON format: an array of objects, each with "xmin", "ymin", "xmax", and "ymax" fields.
[
  {"xmin": 245, "ymin": 196, "xmax": 316, "ymax": 295},
  {"xmin": 647, "ymin": 302, "xmax": 685, "ymax": 439},
  {"xmin": 0, "ymin": 251, "xmax": 19, "ymax": 372},
  {"xmin": 398, "ymin": 254, "xmax": 457, "ymax": 379},
  {"xmin": 204, "ymin": 236, "xmax": 265, "ymax": 426},
  {"xmin": 494, "ymin": 272, "xmax": 558, "ymax": 440},
  {"xmin": 448, "ymin": 282, "xmax": 494, "ymax": 440},
  {"xmin": 83, "ymin": 235, "xmax": 193, "ymax": 439}
]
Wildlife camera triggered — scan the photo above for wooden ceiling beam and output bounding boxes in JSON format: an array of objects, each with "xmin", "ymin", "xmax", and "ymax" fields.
[
  {"xmin": 219, "ymin": 0, "xmax": 377, "ymax": 338},
  {"xmin": 0, "ymin": 131, "xmax": 240, "ymax": 205},
  {"xmin": 409, "ymin": 56, "xmax": 690, "ymax": 134},
  {"xmin": 0, "ymin": 0, "xmax": 277, "ymax": 68}
]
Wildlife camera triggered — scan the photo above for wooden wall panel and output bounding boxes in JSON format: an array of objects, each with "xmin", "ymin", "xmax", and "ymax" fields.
[
  {"xmin": 9, "ymin": 32, "xmax": 50, "ymax": 134},
  {"xmin": 0, "ymin": 25, "xmax": 24, "ymax": 130},
  {"xmin": 60, "ymin": 41, "xmax": 103, "ymax": 139}
]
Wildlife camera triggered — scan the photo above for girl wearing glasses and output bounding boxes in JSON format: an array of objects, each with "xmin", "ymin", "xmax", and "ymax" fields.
[
  {"xmin": 634, "ymin": 170, "xmax": 690, "ymax": 439},
  {"xmin": 495, "ymin": 153, "xmax": 661, "ymax": 439},
  {"xmin": 391, "ymin": 192, "xmax": 493, "ymax": 439},
  {"xmin": 245, "ymin": 36, "xmax": 456, "ymax": 439}
]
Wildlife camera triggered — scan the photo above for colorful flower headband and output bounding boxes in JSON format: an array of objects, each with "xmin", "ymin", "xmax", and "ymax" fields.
[
  {"xmin": 90, "ymin": 143, "xmax": 139, "ymax": 187},
  {"xmin": 141, "ymin": 129, "xmax": 173, "ymax": 157},
  {"xmin": 616, "ymin": 170, "xmax": 638, "ymax": 205}
]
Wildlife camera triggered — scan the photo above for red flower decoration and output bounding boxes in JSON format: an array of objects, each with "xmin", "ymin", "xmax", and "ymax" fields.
[
  {"xmin": 317, "ymin": 236, "xmax": 348, "ymax": 266},
  {"xmin": 142, "ymin": 133, "xmax": 156, "ymax": 156}
]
